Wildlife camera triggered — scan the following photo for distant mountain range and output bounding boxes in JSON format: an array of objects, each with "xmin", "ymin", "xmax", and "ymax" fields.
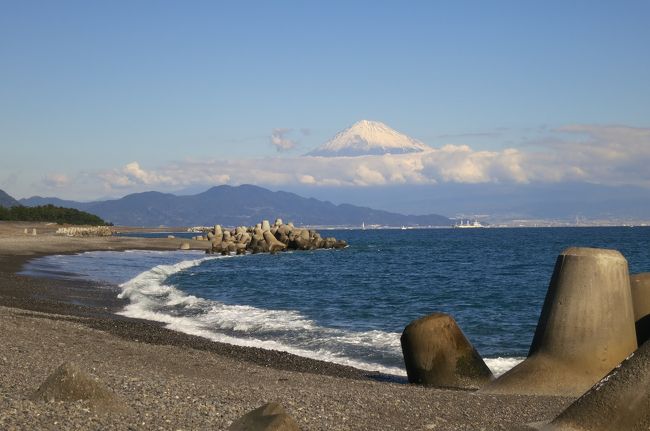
[
  {"xmin": 18, "ymin": 185, "xmax": 451, "ymax": 227},
  {"xmin": 0, "ymin": 189, "xmax": 20, "ymax": 208}
]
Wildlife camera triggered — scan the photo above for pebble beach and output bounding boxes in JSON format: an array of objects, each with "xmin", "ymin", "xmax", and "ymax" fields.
[{"xmin": 0, "ymin": 222, "xmax": 571, "ymax": 430}]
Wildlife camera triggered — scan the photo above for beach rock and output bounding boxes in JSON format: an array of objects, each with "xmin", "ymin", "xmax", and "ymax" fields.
[
  {"xmin": 167, "ymin": 235, "xmax": 175, "ymax": 239},
  {"xmin": 229, "ymin": 402, "xmax": 299, "ymax": 431},
  {"xmin": 277, "ymin": 224, "xmax": 291, "ymax": 236},
  {"xmin": 400, "ymin": 313, "xmax": 493, "ymax": 389},
  {"xmin": 543, "ymin": 339, "xmax": 650, "ymax": 431},
  {"xmin": 275, "ymin": 232, "xmax": 289, "ymax": 244},
  {"xmin": 205, "ymin": 218, "xmax": 345, "ymax": 255},
  {"xmin": 211, "ymin": 241, "xmax": 223, "ymax": 252},
  {"xmin": 239, "ymin": 232, "xmax": 252, "ymax": 245},
  {"xmin": 33, "ymin": 362, "xmax": 128, "ymax": 413},
  {"xmin": 287, "ymin": 238, "xmax": 307, "ymax": 251},
  {"xmin": 179, "ymin": 242, "xmax": 191, "ymax": 250},
  {"xmin": 264, "ymin": 231, "xmax": 287, "ymax": 253},
  {"xmin": 56, "ymin": 226, "xmax": 113, "ymax": 237},
  {"xmin": 631, "ymin": 273, "xmax": 650, "ymax": 345},
  {"xmin": 483, "ymin": 247, "xmax": 637, "ymax": 396}
]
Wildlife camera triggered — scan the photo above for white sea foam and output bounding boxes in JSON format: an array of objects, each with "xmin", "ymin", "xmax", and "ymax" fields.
[
  {"xmin": 37, "ymin": 250, "xmax": 523, "ymax": 378},
  {"xmin": 485, "ymin": 357, "xmax": 524, "ymax": 376},
  {"xmin": 117, "ymin": 256, "xmax": 407, "ymax": 376},
  {"xmin": 117, "ymin": 255, "xmax": 523, "ymax": 378}
]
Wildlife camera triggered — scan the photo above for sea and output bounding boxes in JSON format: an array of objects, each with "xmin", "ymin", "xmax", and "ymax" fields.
[{"xmin": 21, "ymin": 227, "xmax": 650, "ymax": 378}]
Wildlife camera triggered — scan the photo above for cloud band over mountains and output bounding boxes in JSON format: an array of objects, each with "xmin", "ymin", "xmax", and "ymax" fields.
[{"xmin": 88, "ymin": 124, "xmax": 650, "ymax": 194}]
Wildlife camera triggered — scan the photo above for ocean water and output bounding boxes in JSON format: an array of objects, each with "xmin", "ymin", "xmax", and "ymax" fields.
[{"xmin": 22, "ymin": 227, "xmax": 650, "ymax": 377}]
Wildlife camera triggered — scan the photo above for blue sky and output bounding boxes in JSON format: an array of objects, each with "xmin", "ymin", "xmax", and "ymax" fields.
[{"xmin": 1, "ymin": 1, "xmax": 650, "ymax": 204}]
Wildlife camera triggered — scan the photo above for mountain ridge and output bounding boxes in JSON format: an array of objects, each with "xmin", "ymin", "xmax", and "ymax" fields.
[
  {"xmin": 20, "ymin": 184, "xmax": 451, "ymax": 227},
  {"xmin": 306, "ymin": 120, "xmax": 431, "ymax": 157},
  {"xmin": 0, "ymin": 189, "xmax": 20, "ymax": 208}
]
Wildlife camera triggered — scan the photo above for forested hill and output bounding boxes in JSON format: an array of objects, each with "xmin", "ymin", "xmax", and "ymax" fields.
[{"xmin": 0, "ymin": 204, "xmax": 109, "ymax": 225}]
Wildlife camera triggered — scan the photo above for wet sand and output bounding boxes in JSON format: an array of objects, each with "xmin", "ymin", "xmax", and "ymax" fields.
[{"xmin": 0, "ymin": 222, "xmax": 571, "ymax": 429}]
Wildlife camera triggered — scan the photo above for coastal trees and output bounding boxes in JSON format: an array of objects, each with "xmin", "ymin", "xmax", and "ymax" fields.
[{"xmin": 0, "ymin": 204, "xmax": 110, "ymax": 225}]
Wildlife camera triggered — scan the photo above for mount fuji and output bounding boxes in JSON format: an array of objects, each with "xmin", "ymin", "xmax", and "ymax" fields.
[{"xmin": 306, "ymin": 120, "xmax": 431, "ymax": 157}]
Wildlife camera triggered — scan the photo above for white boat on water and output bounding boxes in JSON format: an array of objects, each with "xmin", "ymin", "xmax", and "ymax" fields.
[{"xmin": 453, "ymin": 219, "xmax": 486, "ymax": 228}]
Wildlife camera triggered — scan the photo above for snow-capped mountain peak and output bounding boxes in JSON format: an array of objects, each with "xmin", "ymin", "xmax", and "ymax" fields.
[{"xmin": 306, "ymin": 120, "xmax": 431, "ymax": 157}]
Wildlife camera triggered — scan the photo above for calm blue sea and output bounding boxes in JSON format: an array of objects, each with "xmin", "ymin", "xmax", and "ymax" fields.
[{"xmin": 22, "ymin": 227, "xmax": 650, "ymax": 377}]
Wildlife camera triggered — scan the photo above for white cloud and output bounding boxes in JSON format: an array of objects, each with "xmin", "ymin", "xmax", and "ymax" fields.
[
  {"xmin": 299, "ymin": 175, "xmax": 317, "ymax": 185},
  {"xmin": 99, "ymin": 161, "xmax": 177, "ymax": 188},
  {"xmin": 353, "ymin": 164, "xmax": 386, "ymax": 186},
  {"xmin": 524, "ymin": 124, "xmax": 650, "ymax": 186},
  {"xmin": 92, "ymin": 124, "xmax": 650, "ymax": 195},
  {"xmin": 42, "ymin": 173, "xmax": 71, "ymax": 188},
  {"xmin": 270, "ymin": 128, "xmax": 297, "ymax": 152}
]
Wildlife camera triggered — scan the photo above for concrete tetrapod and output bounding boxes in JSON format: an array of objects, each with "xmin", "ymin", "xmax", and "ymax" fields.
[
  {"xmin": 400, "ymin": 313, "xmax": 493, "ymax": 389},
  {"xmin": 631, "ymin": 273, "xmax": 650, "ymax": 346},
  {"xmin": 543, "ymin": 340, "xmax": 650, "ymax": 431},
  {"xmin": 483, "ymin": 247, "xmax": 637, "ymax": 396}
]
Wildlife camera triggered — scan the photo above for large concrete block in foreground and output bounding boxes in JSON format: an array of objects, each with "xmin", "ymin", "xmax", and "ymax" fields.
[
  {"xmin": 483, "ymin": 247, "xmax": 637, "ymax": 396},
  {"xmin": 401, "ymin": 312, "xmax": 493, "ymax": 389},
  {"xmin": 631, "ymin": 273, "xmax": 650, "ymax": 346},
  {"xmin": 543, "ymin": 339, "xmax": 650, "ymax": 431}
]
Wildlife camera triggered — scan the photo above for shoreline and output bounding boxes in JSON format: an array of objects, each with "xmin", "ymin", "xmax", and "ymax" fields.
[
  {"xmin": 0, "ymin": 229, "xmax": 373, "ymax": 381},
  {"xmin": 0, "ymin": 222, "xmax": 571, "ymax": 429}
]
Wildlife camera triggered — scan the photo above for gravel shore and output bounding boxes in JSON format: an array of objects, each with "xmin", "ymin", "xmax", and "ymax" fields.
[{"xmin": 0, "ymin": 222, "xmax": 572, "ymax": 429}]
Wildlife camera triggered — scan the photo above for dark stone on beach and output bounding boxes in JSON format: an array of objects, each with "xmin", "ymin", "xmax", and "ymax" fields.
[
  {"xmin": 400, "ymin": 313, "xmax": 493, "ymax": 389},
  {"xmin": 543, "ymin": 339, "xmax": 650, "ymax": 431},
  {"xmin": 33, "ymin": 362, "xmax": 129, "ymax": 413},
  {"xmin": 229, "ymin": 402, "xmax": 300, "ymax": 431}
]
